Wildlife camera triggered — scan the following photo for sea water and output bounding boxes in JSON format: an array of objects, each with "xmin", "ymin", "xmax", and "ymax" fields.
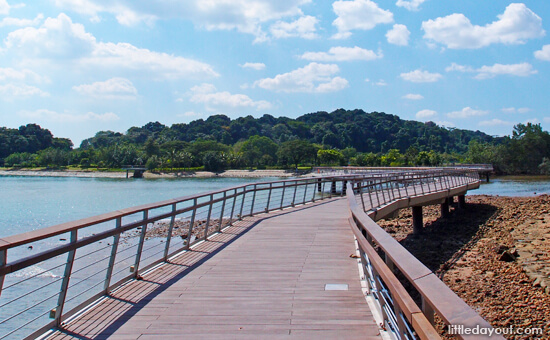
[{"xmin": 0, "ymin": 175, "xmax": 276, "ymax": 238}]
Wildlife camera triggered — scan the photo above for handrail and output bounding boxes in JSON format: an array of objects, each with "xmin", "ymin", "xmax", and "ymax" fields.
[
  {"xmin": 345, "ymin": 173, "xmax": 503, "ymax": 339},
  {"xmin": 0, "ymin": 167, "xmax": 489, "ymax": 339}
]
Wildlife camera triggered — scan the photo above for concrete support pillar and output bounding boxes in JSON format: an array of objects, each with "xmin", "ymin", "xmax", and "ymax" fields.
[
  {"xmin": 486, "ymin": 173, "xmax": 490, "ymax": 182},
  {"xmin": 331, "ymin": 181, "xmax": 337, "ymax": 194},
  {"xmin": 355, "ymin": 182, "xmax": 361, "ymax": 194},
  {"xmin": 317, "ymin": 178, "xmax": 322, "ymax": 192},
  {"xmin": 412, "ymin": 206, "xmax": 423, "ymax": 235},
  {"xmin": 342, "ymin": 181, "xmax": 347, "ymax": 195},
  {"xmin": 441, "ymin": 200, "xmax": 450, "ymax": 218},
  {"xmin": 458, "ymin": 195, "xmax": 466, "ymax": 209}
]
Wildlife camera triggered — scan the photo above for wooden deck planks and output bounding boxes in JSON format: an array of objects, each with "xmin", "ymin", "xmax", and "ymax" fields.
[{"xmin": 47, "ymin": 198, "xmax": 380, "ymax": 340}]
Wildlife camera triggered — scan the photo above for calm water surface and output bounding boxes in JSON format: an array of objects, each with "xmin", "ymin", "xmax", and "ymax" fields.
[
  {"xmin": 2, "ymin": 175, "xmax": 550, "ymax": 238},
  {"xmin": 473, "ymin": 176, "xmax": 550, "ymax": 197},
  {"xmin": 0, "ymin": 176, "xmax": 278, "ymax": 238}
]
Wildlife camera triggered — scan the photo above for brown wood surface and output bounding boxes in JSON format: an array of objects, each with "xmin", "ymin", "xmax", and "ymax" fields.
[{"xmin": 46, "ymin": 198, "xmax": 381, "ymax": 340}]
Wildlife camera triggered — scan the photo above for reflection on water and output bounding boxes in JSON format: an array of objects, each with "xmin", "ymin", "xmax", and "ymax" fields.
[{"xmin": 472, "ymin": 176, "xmax": 550, "ymax": 196}]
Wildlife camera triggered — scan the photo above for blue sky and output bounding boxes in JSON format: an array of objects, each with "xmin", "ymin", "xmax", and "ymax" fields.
[{"xmin": 1, "ymin": 0, "xmax": 550, "ymax": 146}]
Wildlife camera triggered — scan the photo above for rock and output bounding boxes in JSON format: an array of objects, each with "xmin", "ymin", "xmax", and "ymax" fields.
[
  {"xmin": 499, "ymin": 251, "xmax": 516, "ymax": 262},
  {"xmin": 495, "ymin": 244, "xmax": 509, "ymax": 254}
]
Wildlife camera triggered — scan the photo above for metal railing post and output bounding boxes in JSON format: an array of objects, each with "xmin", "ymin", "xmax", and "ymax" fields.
[
  {"xmin": 280, "ymin": 181, "xmax": 286, "ymax": 209},
  {"xmin": 185, "ymin": 199, "xmax": 197, "ymax": 249},
  {"xmin": 217, "ymin": 191, "xmax": 227, "ymax": 232},
  {"xmin": 203, "ymin": 195, "xmax": 214, "ymax": 240},
  {"xmin": 105, "ymin": 217, "xmax": 122, "ymax": 291},
  {"xmin": 0, "ymin": 249, "xmax": 6, "ymax": 298},
  {"xmin": 302, "ymin": 180, "xmax": 308, "ymax": 204},
  {"xmin": 292, "ymin": 180, "xmax": 298, "ymax": 206},
  {"xmin": 239, "ymin": 188, "xmax": 246, "ymax": 219},
  {"xmin": 229, "ymin": 189, "xmax": 237, "ymax": 225},
  {"xmin": 250, "ymin": 184, "xmax": 257, "ymax": 216},
  {"xmin": 265, "ymin": 183, "xmax": 272, "ymax": 212},
  {"xmin": 53, "ymin": 229, "xmax": 77, "ymax": 326},
  {"xmin": 311, "ymin": 180, "xmax": 317, "ymax": 202},
  {"xmin": 132, "ymin": 211, "xmax": 148, "ymax": 278}
]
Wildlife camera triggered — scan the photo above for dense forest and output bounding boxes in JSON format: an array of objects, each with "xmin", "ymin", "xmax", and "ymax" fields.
[{"xmin": 1, "ymin": 109, "xmax": 549, "ymax": 175}]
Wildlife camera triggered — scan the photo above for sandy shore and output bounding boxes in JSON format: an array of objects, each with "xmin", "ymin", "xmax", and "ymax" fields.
[
  {"xmin": 377, "ymin": 195, "xmax": 550, "ymax": 339},
  {"xmin": 0, "ymin": 169, "xmax": 301, "ymax": 179}
]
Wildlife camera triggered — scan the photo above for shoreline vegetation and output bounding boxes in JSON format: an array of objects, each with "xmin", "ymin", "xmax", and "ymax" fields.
[{"xmin": 0, "ymin": 168, "xmax": 301, "ymax": 179}]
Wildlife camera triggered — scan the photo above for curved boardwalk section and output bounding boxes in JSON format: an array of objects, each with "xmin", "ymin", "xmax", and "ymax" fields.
[{"xmin": 47, "ymin": 199, "xmax": 380, "ymax": 339}]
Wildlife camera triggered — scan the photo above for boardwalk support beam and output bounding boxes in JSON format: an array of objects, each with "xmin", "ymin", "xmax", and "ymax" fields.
[
  {"xmin": 412, "ymin": 206, "xmax": 423, "ymax": 234},
  {"xmin": 458, "ymin": 195, "xmax": 466, "ymax": 209},
  {"xmin": 441, "ymin": 200, "xmax": 450, "ymax": 218}
]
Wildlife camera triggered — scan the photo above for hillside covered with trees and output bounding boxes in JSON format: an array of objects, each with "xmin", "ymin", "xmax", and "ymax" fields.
[{"xmin": 1, "ymin": 109, "xmax": 549, "ymax": 175}]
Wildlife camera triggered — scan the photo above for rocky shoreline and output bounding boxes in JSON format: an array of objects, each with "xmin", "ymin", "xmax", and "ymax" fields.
[{"xmin": 377, "ymin": 194, "xmax": 550, "ymax": 339}]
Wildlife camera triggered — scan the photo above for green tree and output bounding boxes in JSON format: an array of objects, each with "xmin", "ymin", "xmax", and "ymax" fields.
[
  {"xmin": 317, "ymin": 149, "xmax": 344, "ymax": 166},
  {"xmin": 277, "ymin": 139, "xmax": 316, "ymax": 169}
]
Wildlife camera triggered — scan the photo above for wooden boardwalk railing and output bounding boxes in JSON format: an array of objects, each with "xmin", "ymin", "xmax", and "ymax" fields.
[{"xmin": 0, "ymin": 167, "xmax": 498, "ymax": 339}]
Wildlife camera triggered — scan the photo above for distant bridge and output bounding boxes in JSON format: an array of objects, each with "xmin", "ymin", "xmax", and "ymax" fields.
[{"xmin": 0, "ymin": 166, "xmax": 502, "ymax": 339}]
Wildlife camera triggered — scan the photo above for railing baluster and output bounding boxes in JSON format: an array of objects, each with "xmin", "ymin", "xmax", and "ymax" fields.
[
  {"xmin": 217, "ymin": 192, "xmax": 226, "ymax": 232},
  {"xmin": 265, "ymin": 183, "xmax": 272, "ymax": 212},
  {"xmin": 229, "ymin": 189, "xmax": 237, "ymax": 225},
  {"xmin": 203, "ymin": 195, "xmax": 214, "ymax": 240},
  {"xmin": 302, "ymin": 180, "xmax": 308, "ymax": 204},
  {"xmin": 250, "ymin": 184, "xmax": 257, "ymax": 216},
  {"xmin": 280, "ymin": 181, "xmax": 286, "ymax": 209},
  {"xmin": 133, "ymin": 211, "xmax": 148, "ymax": 278},
  {"xmin": 292, "ymin": 180, "xmax": 298, "ymax": 206},
  {"xmin": 53, "ymin": 229, "xmax": 77, "ymax": 326},
  {"xmin": 105, "ymin": 217, "xmax": 122, "ymax": 291},
  {"xmin": 239, "ymin": 188, "xmax": 246, "ymax": 220},
  {"xmin": 185, "ymin": 199, "xmax": 197, "ymax": 249},
  {"xmin": 0, "ymin": 249, "xmax": 6, "ymax": 298}
]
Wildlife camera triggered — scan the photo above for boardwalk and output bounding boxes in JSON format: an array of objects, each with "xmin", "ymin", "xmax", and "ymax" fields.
[{"xmin": 47, "ymin": 198, "xmax": 381, "ymax": 339}]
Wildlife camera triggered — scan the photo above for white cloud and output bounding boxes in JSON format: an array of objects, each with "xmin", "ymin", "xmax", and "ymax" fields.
[
  {"xmin": 375, "ymin": 79, "xmax": 387, "ymax": 86},
  {"xmin": 240, "ymin": 62, "xmax": 266, "ymax": 70},
  {"xmin": 422, "ymin": 3, "xmax": 545, "ymax": 49},
  {"xmin": 188, "ymin": 83, "xmax": 272, "ymax": 110},
  {"xmin": 0, "ymin": 84, "xmax": 49, "ymax": 98},
  {"xmin": 447, "ymin": 107, "xmax": 488, "ymax": 119},
  {"xmin": 19, "ymin": 109, "xmax": 119, "ymax": 122},
  {"xmin": 445, "ymin": 62, "xmax": 537, "ymax": 79},
  {"xmin": 396, "ymin": 0, "xmax": 426, "ymax": 11},
  {"xmin": 403, "ymin": 93, "xmax": 423, "ymax": 100},
  {"xmin": 474, "ymin": 63, "xmax": 537, "ymax": 80},
  {"xmin": 534, "ymin": 45, "xmax": 550, "ymax": 61},
  {"xmin": 502, "ymin": 107, "xmax": 531, "ymax": 114},
  {"xmin": 270, "ymin": 15, "xmax": 318, "ymax": 39},
  {"xmin": 254, "ymin": 62, "xmax": 348, "ymax": 93},
  {"xmin": 445, "ymin": 63, "xmax": 474, "ymax": 73},
  {"xmin": 332, "ymin": 0, "xmax": 393, "ymax": 39},
  {"xmin": 436, "ymin": 121, "xmax": 455, "ymax": 128},
  {"xmin": 0, "ymin": 14, "xmax": 43, "ymax": 27},
  {"xmin": 416, "ymin": 109, "xmax": 437, "ymax": 119},
  {"xmin": 386, "ymin": 24, "xmax": 410, "ymax": 46},
  {"xmin": 54, "ymin": 0, "xmax": 312, "ymax": 42},
  {"xmin": 301, "ymin": 46, "xmax": 382, "ymax": 62},
  {"xmin": 5, "ymin": 13, "xmax": 218, "ymax": 80},
  {"xmin": 0, "ymin": 0, "xmax": 10, "ymax": 15},
  {"xmin": 400, "ymin": 69, "xmax": 442, "ymax": 83},
  {"xmin": 73, "ymin": 77, "xmax": 138, "ymax": 99},
  {"xmin": 0, "ymin": 67, "xmax": 46, "ymax": 83},
  {"xmin": 479, "ymin": 119, "xmax": 514, "ymax": 127}
]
